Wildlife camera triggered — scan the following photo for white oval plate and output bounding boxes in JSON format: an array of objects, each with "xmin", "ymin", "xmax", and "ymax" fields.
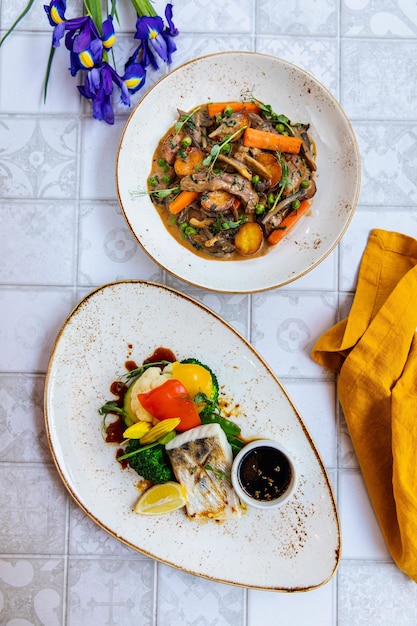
[
  {"xmin": 45, "ymin": 281, "xmax": 340, "ymax": 591},
  {"xmin": 116, "ymin": 51, "xmax": 360, "ymax": 293}
]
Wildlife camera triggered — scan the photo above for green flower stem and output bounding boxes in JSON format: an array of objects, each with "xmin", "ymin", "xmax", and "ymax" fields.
[
  {"xmin": 84, "ymin": 0, "xmax": 103, "ymax": 33},
  {"xmin": 129, "ymin": 0, "xmax": 158, "ymax": 17}
]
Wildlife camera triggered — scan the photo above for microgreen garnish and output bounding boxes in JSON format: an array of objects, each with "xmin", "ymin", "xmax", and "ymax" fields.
[
  {"xmin": 205, "ymin": 464, "xmax": 228, "ymax": 481},
  {"xmin": 174, "ymin": 107, "xmax": 201, "ymax": 134},
  {"xmin": 130, "ymin": 186, "xmax": 180, "ymax": 201},
  {"xmin": 203, "ymin": 126, "xmax": 248, "ymax": 172}
]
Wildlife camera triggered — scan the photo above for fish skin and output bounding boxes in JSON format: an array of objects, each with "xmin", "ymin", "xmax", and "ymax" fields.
[{"xmin": 166, "ymin": 423, "xmax": 242, "ymax": 521}]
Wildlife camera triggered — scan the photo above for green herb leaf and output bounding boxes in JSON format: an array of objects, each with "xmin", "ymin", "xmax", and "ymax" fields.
[{"xmin": 0, "ymin": 0, "xmax": 36, "ymax": 48}]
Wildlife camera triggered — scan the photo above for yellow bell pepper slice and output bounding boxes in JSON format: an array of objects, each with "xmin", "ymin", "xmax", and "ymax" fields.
[{"xmin": 171, "ymin": 362, "xmax": 213, "ymax": 399}]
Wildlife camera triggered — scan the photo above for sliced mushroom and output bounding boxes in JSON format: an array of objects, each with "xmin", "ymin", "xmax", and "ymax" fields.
[
  {"xmin": 217, "ymin": 153, "xmax": 252, "ymax": 179},
  {"xmin": 189, "ymin": 217, "xmax": 215, "ymax": 228},
  {"xmin": 240, "ymin": 153, "xmax": 271, "ymax": 179}
]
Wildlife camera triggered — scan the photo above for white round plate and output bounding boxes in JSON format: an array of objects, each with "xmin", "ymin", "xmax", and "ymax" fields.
[
  {"xmin": 45, "ymin": 281, "xmax": 340, "ymax": 591},
  {"xmin": 116, "ymin": 51, "xmax": 361, "ymax": 293}
]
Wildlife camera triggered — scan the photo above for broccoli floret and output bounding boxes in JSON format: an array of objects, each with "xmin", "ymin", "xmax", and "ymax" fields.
[
  {"xmin": 180, "ymin": 358, "xmax": 219, "ymax": 405},
  {"xmin": 124, "ymin": 440, "xmax": 174, "ymax": 484}
]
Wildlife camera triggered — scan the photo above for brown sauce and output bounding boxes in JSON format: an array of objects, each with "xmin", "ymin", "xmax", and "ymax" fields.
[
  {"xmin": 238, "ymin": 446, "xmax": 292, "ymax": 501},
  {"xmin": 104, "ymin": 346, "xmax": 177, "ymax": 445}
]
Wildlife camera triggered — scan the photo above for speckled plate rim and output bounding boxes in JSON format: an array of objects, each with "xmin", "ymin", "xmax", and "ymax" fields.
[
  {"xmin": 116, "ymin": 51, "xmax": 361, "ymax": 293},
  {"xmin": 44, "ymin": 280, "xmax": 341, "ymax": 592}
]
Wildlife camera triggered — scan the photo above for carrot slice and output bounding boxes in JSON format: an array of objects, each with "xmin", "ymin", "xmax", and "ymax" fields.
[
  {"xmin": 267, "ymin": 200, "xmax": 311, "ymax": 246},
  {"xmin": 243, "ymin": 128, "xmax": 302, "ymax": 154},
  {"xmin": 207, "ymin": 101, "xmax": 261, "ymax": 117},
  {"xmin": 235, "ymin": 222, "xmax": 264, "ymax": 256},
  {"xmin": 168, "ymin": 190, "xmax": 200, "ymax": 215}
]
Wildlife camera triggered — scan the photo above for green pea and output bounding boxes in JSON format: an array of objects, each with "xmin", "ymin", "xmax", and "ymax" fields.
[
  {"xmin": 292, "ymin": 199, "xmax": 301, "ymax": 210},
  {"xmin": 161, "ymin": 175, "xmax": 171, "ymax": 184},
  {"xmin": 255, "ymin": 203, "xmax": 265, "ymax": 215},
  {"xmin": 300, "ymin": 180, "xmax": 310, "ymax": 189},
  {"xmin": 181, "ymin": 136, "xmax": 192, "ymax": 147},
  {"xmin": 224, "ymin": 106, "xmax": 234, "ymax": 117},
  {"xmin": 252, "ymin": 175, "xmax": 260, "ymax": 185},
  {"xmin": 148, "ymin": 176, "xmax": 158, "ymax": 187},
  {"xmin": 157, "ymin": 158, "xmax": 166, "ymax": 166},
  {"xmin": 275, "ymin": 123, "xmax": 285, "ymax": 133},
  {"xmin": 267, "ymin": 193, "xmax": 275, "ymax": 205},
  {"xmin": 184, "ymin": 226, "xmax": 198, "ymax": 236}
]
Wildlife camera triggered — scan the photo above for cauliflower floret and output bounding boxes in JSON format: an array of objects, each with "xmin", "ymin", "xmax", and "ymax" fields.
[{"xmin": 130, "ymin": 366, "xmax": 172, "ymax": 422}]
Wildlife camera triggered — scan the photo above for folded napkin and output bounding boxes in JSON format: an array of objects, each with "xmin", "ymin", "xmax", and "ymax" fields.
[{"xmin": 312, "ymin": 229, "xmax": 417, "ymax": 583}]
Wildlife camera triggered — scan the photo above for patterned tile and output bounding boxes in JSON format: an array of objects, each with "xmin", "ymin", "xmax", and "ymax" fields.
[
  {"xmin": 0, "ymin": 558, "xmax": 65, "ymax": 625},
  {"xmin": 0, "ymin": 116, "xmax": 78, "ymax": 198},
  {"xmin": 350, "ymin": 121, "xmax": 417, "ymax": 206},
  {"xmin": 0, "ymin": 199, "xmax": 77, "ymax": 285},
  {"xmin": 78, "ymin": 200, "xmax": 162, "ymax": 286},
  {"xmin": 341, "ymin": 41, "xmax": 417, "ymax": 120},
  {"xmin": 0, "ymin": 33, "xmax": 81, "ymax": 115},
  {"xmin": 0, "ymin": 374, "xmax": 49, "ymax": 463},
  {"xmin": 164, "ymin": 278, "xmax": 251, "ymax": 338},
  {"xmin": 251, "ymin": 291, "xmax": 338, "ymax": 378},
  {"xmin": 157, "ymin": 563, "xmax": 246, "ymax": 626},
  {"xmin": 257, "ymin": 0, "xmax": 338, "ymax": 36},
  {"xmin": 67, "ymin": 557, "xmax": 155, "ymax": 626},
  {"xmin": 338, "ymin": 561, "xmax": 417, "ymax": 625},
  {"xmin": 79, "ymin": 118, "xmax": 125, "ymax": 199},
  {"xmin": 248, "ymin": 575, "xmax": 335, "ymax": 626},
  {"xmin": 341, "ymin": 0, "xmax": 417, "ymax": 37},
  {"xmin": 0, "ymin": 287, "xmax": 75, "ymax": 373},
  {"xmin": 173, "ymin": 0, "xmax": 253, "ymax": 33},
  {"xmin": 0, "ymin": 465, "xmax": 67, "ymax": 554},
  {"xmin": 339, "ymin": 470, "xmax": 390, "ymax": 560},
  {"xmin": 285, "ymin": 379, "xmax": 337, "ymax": 468},
  {"xmin": 69, "ymin": 501, "xmax": 140, "ymax": 557},
  {"xmin": 256, "ymin": 36, "xmax": 338, "ymax": 96}
]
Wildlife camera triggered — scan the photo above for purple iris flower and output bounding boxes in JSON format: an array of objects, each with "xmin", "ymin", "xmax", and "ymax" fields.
[
  {"xmin": 78, "ymin": 62, "xmax": 131, "ymax": 125},
  {"xmin": 134, "ymin": 3, "xmax": 178, "ymax": 70},
  {"xmin": 122, "ymin": 54, "xmax": 147, "ymax": 94},
  {"xmin": 69, "ymin": 36, "xmax": 103, "ymax": 76},
  {"xmin": 44, "ymin": 0, "xmax": 67, "ymax": 46},
  {"xmin": 102, "ymin": 16, "xmax": 116, "ymax": 50}
]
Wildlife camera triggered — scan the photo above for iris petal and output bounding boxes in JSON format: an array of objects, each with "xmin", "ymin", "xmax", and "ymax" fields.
[
  {"xmin": 102, "ymin": 16, "xmax": 115, "ymax": 49},
  {"xmin": 44, "ymin": 0, "xmax": 66, "ymax": 27},
  {"xmin": 123, "ymin": 62, "xmax": 146, "ymax": 94},
  {"xmin": 135, "ymin": 15, "xmax": 163, "ymax": 40}
]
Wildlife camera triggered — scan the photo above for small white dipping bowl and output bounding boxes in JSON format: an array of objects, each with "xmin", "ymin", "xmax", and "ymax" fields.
[{"xmin": 231, "ymin": 439, "xmax": 297, "ymax": 509}]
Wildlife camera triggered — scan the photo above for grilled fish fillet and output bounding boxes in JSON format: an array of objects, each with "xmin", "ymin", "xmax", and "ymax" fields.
[{"xmin": 165, "ymin": 423, "xmax": 242, "ymax": 521}]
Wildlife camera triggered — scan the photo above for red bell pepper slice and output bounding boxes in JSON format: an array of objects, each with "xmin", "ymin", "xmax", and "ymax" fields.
[{"xmin": 138, "ymin": 379, "xmax": 201, "ymax": 432}]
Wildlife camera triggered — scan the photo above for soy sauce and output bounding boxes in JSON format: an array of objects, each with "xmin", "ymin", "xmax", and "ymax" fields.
[{"xmin": 238, "ymin": 446, "xmax": 292, "ymax": 502}]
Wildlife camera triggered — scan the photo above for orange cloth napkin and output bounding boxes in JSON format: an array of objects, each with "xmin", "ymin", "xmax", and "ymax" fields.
[{"xmin": 311, "ymin": 229, "xmax": 417, "ymax": 583}]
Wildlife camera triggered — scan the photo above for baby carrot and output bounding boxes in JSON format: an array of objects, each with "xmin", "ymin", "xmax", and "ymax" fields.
[
  {"xmin": 243, "ymin": 127, "xmax": 302, "ymax": 154},
  {"xmin": 168, "ymin": 190, "xmax": 200, "ymax": 214},
  {"xmin": 207, "ymin": 101, "xmax": 261, "ymax": 117},
  {"xmin": 267, "ymin": 200, "xmax": 311, "ymax": 246}
]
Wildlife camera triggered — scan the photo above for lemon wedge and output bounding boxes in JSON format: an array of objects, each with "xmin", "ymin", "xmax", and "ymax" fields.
[{"xmin": 134, "ymin": 481, "xmax": 187, "ymax": 515}]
